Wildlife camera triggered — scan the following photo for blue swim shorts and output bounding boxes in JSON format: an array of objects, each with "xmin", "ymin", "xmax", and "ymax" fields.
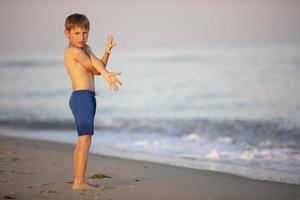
[{"xmin": 69, "ymin": 90, "xmax": 96, "ymax": 136}]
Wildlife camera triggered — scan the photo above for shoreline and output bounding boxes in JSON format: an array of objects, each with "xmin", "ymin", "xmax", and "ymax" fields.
[
  {"xmin": 1, "ymin": 135, "xmax": 300, "ymax": 200},
  {"xmin": 0, "ymin": 125, "xmax": 299, "ymax": 185}
]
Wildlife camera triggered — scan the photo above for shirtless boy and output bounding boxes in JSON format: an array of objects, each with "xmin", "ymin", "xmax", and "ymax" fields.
[{"xmin": 64, "ymin": 13, "xmax": 121, "ymax": 191}]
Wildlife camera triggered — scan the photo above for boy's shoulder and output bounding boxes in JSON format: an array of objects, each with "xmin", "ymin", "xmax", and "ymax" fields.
[
  {"xmin": 64, "ymin": 47, "xmax": 82, "ymax": 57},
  {"xmin": 64, "ymin": 46, "xmax": 89, "ymax": 59},
  {"xmin": 64, "ymin": 47, "xmax": 80, "ymax": 66}
]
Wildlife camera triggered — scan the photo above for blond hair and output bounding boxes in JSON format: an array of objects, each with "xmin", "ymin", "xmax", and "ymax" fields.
[{"xmin": 65, "ymin": 13, "xmax": 90, "ymax": 31}]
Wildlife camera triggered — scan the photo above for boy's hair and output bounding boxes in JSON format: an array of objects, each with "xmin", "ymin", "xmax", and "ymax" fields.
[{"xmin": 65, "ymin": 13, "xmax": 90, "ymax": 31}]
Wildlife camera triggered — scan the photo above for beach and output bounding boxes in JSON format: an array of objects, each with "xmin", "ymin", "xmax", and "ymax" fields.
[
  {"xmin": 1, "ymin": 135, "xmax": 299, "ymax": 200},
  {"xmin": 1, "ymin": 1, "xmax": 300, "ymax": 199}
]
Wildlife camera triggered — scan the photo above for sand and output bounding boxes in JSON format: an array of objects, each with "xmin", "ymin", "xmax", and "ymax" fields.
[{"xmin": 0, "ymin": 135, "xmax": 300, "ymax": 200}]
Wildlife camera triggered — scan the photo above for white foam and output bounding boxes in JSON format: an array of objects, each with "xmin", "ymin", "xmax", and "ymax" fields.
[
  {"xmin": 206, "ymin": 150, "xmax": 220, "ymax": 160},
  {"xmin": 89, "ymin": 143, "xmax": 300, "ymax": 186},
  {"xmin": 239, "ymin": 151, "xmax": 255, "ymax": 161},
  {"xmin": 217, "ymin": 136, "xmax": 233, "ymax": 144},
  {"xmin": 184, "ymin": 133, "xmax": 203, "ymax": 142},
  {"xmin": 1, "ymin": 127, "xmax": 300, "ymax": 185},
  {"xmin": 134, "ymin": 140, "xmax": 149, "ymax": 146}
]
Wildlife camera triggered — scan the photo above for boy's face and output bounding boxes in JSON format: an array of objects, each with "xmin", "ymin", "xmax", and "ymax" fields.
[{"xmin": 64, "ymin": 26, "xmax": 89, "ymax": 48}]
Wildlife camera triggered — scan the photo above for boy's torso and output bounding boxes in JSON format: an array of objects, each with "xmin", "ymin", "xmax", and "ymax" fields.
[{"xmin": 64, "ymin": 47, "xmax": 95, "ymax": 91}]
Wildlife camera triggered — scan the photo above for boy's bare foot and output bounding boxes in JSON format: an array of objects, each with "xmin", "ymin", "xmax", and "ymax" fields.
[{"xmin": 72, "ymin": 183, "xmax": 105, "ymax": 191}]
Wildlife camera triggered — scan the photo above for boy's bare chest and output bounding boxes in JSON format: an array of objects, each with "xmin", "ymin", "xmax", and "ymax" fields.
[
  {"xmin": 65, "ymin": 58, "xmax": 89, "ymax": 75},
  {"xmin": 63, "ymin": 52, "xmax": 94, "ymax": 86}
]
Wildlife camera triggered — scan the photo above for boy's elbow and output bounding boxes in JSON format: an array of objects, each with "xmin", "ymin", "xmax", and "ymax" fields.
[{"xmin": 92, "ymin": 68, "xmax": 101, "ymax": 76}]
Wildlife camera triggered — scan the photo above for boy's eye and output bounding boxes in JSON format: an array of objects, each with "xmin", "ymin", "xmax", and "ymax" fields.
[{"xmin": 74, "ymin": 32, "xmax": 88, "ymax": 35}]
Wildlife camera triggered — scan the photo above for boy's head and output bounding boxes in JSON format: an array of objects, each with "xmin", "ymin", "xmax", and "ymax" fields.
[{"xmin": 64, "ymin": 13, "xmax": 90, "ymax": 48}]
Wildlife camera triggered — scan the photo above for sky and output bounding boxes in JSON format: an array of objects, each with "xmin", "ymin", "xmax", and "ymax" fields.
[{"xmin": 0, "ymin": 0, "xmax": 300, "ymax": 55}]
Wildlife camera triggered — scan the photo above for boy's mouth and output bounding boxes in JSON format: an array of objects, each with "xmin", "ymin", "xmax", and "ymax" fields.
[{"xmin": 79, "ymin": 41, "xmax": 85, "ymax": 45}]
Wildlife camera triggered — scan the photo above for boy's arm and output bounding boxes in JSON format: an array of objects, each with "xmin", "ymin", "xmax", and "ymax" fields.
[
  {"xmin": 101, "ymin": 52, "xmax": 110, "ymax": 68},
  {"xmin": 84, "ymin": 45, "xmax": 108, "ymax": 75},
  {"xmin": 72, "ymin": 48, "xmax": 101, "ymax": 75},
  {"xmin": 100, "ymin": 35, "xmax": 116, "ymax": 68},
  {"xmin": 83, "ymin": 45, "xmax": 110, "ymax": 76},
  {"xmin": 84, "ymin": 45, "xmax": 122, "ymax": 91}
]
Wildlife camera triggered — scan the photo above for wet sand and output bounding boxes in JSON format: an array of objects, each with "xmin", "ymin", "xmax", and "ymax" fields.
[{"xmin": 0, "ymin": 135, "xmax": 299, "ymax": 200}]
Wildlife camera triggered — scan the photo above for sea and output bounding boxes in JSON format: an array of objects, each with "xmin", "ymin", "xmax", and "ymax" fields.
[{"xmin": 0, "ymin": 44, "xmax": 300, "ymax": 184}]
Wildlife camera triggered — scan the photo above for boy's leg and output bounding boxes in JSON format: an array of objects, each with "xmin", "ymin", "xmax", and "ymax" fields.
[
  {"xmin": 69, "ymin": 90, "xmax": 100, "ymax": 190},
  {"xmin": 73, "ymin": 135, "xmax": 92, "ymax": 187},
  {"xmin": 72, "ymin": 134, "xmax": 104, "ymax": 191}
]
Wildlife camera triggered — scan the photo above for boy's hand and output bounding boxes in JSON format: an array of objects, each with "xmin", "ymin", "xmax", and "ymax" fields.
[
  {"xmin": 105, "ymin": 35, "xmax": 117, "ymax": 54},
  {"xmin": 104, "ymin": 72, "xmax": 122, "ymax": 92}
]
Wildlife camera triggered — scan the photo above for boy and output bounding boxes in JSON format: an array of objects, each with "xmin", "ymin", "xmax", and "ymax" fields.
[{"xmin": 64, "ymin": 13, "xmax": 121, "ymax": 191}]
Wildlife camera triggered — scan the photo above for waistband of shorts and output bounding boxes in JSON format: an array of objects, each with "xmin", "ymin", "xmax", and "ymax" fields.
[{"xmin": 71, "ymin": 89, "xmax": 95, "ymax": 96}]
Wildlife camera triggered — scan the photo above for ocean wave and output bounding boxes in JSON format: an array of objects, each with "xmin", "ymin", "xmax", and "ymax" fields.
[
  {"xmin": 1, "ymin": 117, "xmax": 299, "ymax": 149},
  {"xmin": 1, "ymin": 118, "xmax": 300, "ymax": 181}
]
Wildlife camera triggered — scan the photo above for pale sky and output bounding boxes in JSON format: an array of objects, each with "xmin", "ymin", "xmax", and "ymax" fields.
[{"xmin": 0, "ymin": 0, "xmax": 300, "ymax": 55}]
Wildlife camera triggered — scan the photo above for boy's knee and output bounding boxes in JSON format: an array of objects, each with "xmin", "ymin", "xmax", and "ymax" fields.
[{"xmin": 77, "ymin": 135, "xmax": 92, "ymax": 146}]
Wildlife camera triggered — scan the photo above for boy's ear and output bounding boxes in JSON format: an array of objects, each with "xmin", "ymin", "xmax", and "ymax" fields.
[{"xmin": 64, "ymin": 30, "xmax": 70, "ymax": 38}]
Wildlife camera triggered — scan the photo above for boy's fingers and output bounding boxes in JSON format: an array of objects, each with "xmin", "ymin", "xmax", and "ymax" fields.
[
  {"xmin": 112, "ymin": 80, "xmax": 120, "ymax": 91},
  {"xmin": 108, "ymin": 72, "xmax": 121, "ymax": 76},
  {"xmin": 110, "ymin": 81, "xmax": 116, "ymax": 90},
  {"xmin": 113, "ymin": 83, "xmax": 118, "ymax": 91},
  {"xmin": 116, "ymin": 79, "xmax": 122, "ymax": 85},
  {"xmin": 108, "ymin": 80, "xmax": 114, "ymax": 90}
]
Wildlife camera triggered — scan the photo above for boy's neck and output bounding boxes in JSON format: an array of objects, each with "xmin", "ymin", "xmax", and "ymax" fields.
[{"xmin": 68, "ymin": 43, "xmax": 83, "ymax": 49}]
